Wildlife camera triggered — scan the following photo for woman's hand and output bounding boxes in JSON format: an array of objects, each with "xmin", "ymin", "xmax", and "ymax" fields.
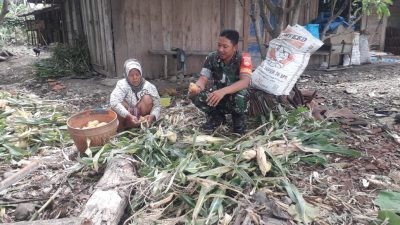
[
  {"xmin": 126, "ymin": 114, "xmax": 139, "ymax": 127},
  {"xmin": 207, "ymin": 89, "xmax": 225, "ymax": 107},
  {"xmin": 144, "ymin": 114, "xmax": 155, "ymax": 126}
]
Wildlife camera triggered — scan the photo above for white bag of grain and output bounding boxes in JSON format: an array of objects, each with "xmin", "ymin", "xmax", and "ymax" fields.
[
  {"xmin": 251, "ymin": 24, "xmax": 323, "ymax": 96},
  {"xmin": 359, "ymin": 34, "xmax": 371, "ymax": 64},
  {"xmin": 351, "ymin": 32, "xmax": 361, "ymax": 65}
]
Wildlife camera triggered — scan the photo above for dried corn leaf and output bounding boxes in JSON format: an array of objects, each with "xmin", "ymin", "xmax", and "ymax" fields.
[
  {"xmin": 0, "ymin": 99, "xmax": 7, "ymax": 109},
  {"xmin": 287, "ymin": 202, "xmax": 319, "ymax": 224},
  {"xmin": 268, "ymin": 140, "xmax": 298, "ymax": 156},
  {"xmin": 241, "ymin": 150, "xmax": 256, "ymax": 161},
  {"xmin": 149, "ymin": 193, "xmax": 175, "ymax": 209},
  {"xmin": 256, "ymin": 146, "xmax": 272, "ymax": 176},
  {"xmin": 219, "ymin": 213, "xmax": 233, "ymax": 225}
]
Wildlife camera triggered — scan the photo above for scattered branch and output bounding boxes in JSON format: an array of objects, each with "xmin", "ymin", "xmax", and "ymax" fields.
[
  {"xmin": 29, "ymin": 187, "xmax": 63, "ymax": 221},
  {"xmin": 321, "ymin": 0, "xmax": 350, "ymax": 41},
  {"xmin": 0, "ymin": 160, "xmax": 41, "ymax": 192}
]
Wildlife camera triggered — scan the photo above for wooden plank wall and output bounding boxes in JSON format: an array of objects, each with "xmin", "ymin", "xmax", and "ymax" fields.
[
  {"xmin": 112, "ymin": 0, "xmax": 243, "ymax": 79},
  {"xmin": 80, "ymin": 0, "xmax": 115, "ymax": 76},
  {"xmin": 388, "ymin": 1, "xmax": 400, "ymax": 28},
  {"xmin": 63, "ymin": 0, "xmax": 84, "ymax": 44},
  {"xmin": 361, "ymin": 12, "xmax": 388, "ymax": 50}
]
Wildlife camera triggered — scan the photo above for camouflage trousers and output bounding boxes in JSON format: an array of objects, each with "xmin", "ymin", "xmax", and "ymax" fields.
[{"xmin": 191, "ymin": 88, "xmax": 249, "ymax": 115}]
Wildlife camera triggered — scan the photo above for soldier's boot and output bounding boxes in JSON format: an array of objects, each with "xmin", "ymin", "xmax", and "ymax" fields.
[
  {"xmin": 202, "ymin": 111, "xmax": 226, "ymax": 131},
  {"xmin": 232, "ymin": 112, "xmax": 246, "ymax": 135}
]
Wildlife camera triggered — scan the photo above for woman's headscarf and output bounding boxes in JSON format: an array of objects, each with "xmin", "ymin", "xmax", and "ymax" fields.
[{"xmin": 123, "ymin": 59, "xmax": 145, "ymax": 99}]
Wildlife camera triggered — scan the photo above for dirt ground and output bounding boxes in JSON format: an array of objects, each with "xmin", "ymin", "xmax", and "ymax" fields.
[{"xmin": 1, "ymin": 45, "xmax": 400, "ymax": 224}]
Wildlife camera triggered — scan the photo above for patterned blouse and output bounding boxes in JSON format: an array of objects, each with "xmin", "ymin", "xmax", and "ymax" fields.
[{"xmin": 110, "ymin": 79, "xmax": 161, "ymax": 120}]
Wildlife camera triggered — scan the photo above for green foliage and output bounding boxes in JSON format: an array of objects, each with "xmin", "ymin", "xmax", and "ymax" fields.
[
  {"xmin": 0, "ymin": 91, "xmax": 70, "ymax": 161},
  {"xmin": 376, "ymin": 210, "xmax": 400, "ymax": 225},
  {"xmin": 0, "ymin": 1, "xmax": 30, "ymax": 46},
  {"xmin": 76, "ymin": 106, "xmax": 361, "ymax": 224},
  {"xmin": 374, "ymin": 191, "xmax": 400, "ymax": 213},
  {"xmin": 34, "ymin": 39, "xmax": 91, "ymax": 78},
  {"xmin": 355, "ymin": 0, "xmax": 393, "ymax": 18}
]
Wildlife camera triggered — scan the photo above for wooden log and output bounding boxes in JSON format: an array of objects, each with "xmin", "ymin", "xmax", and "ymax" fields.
[
  {"xmin": 79, "ymin": 155, "xmax": 138, "ymax": 225},
  {"xmin": 3, "ymin": 156, "xmax": 137, "ymax": 225},
  {"xmin": 0, "ymin": 55, "xmax": 6, "ymax": 62},
  {"xmin": 2, "ymin": 217, "xmax": 84, "ymax": 225}
]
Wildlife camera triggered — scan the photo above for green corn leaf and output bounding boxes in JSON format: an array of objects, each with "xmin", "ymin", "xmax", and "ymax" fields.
[
  {"xmin": 192, "ymin": 177, "xmax": 215, "ymax": 222},
  {"xmin": 374, "ymin": 191, "xmax": 400, "ymax": 212},
  {"xmin": 2, "ymin": 143, "xmax": 29, "ymax": 157},
  {"xmin": 179, "ymin": 194, "xmax": 196, "ymax": 208},
  {"xmin": 190, "ymin": 166, "xmax": 232, "ymax": 178},
  {"xmin": 205, "ymin": 188, "xmax": 225, "ymax": 224},
  {"xmin": 93, "ymin": 145, "xmax": 107, "ymax": 172},
  {"xmin": 377, "ymin": 210, "xmax": 400, "ymax": 225}
]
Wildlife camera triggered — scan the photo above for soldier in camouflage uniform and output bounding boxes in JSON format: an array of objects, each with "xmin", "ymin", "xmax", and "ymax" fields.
[{"xmin": 189, "ymin": 29, "xmax": 253, "ymax": 134}]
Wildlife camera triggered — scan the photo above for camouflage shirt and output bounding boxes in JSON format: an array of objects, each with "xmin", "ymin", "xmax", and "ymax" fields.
[{"xmin": 200, "ymin": 51, "xmax": 252, "ymax": 89}]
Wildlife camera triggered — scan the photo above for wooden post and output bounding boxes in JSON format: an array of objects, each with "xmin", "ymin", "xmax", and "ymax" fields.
[
  {"xmin": 242, "ymin": 0, "xmax": 249, "ymax": 52},
  {"xmin": 164, "ymin": 54, "xmax": 168, "ymax": 79}
]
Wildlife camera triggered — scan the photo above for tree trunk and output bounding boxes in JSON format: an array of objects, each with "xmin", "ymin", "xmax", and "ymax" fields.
[
  {"xmin": 0, "ymin": 0, "xmax": 10, "ymax": 26},
  {"xmin": 250, "ymin": 0, "xmax": 267, "ymax": 59},
  {"xmin": 79, "ymin": 155, "xmax": 138, "ymax": 225},
  {"xmin": 289, "ymin": 0, "xmax": 303, "ymax": 26},
  {"xmin": 3, "ymin": 156, "xmax": 138, "ymax": 225},
  {"xmin": 320, "ymin": 0, "xmax": 349, "ymax": 41},
  {"xmin": 2, "ymin": 217, "xmax": 84, "ymax": 225}
]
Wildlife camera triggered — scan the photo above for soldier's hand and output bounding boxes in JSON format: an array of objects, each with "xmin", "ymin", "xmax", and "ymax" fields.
[
  {"xmin": 207, "ymin": 90, "xmax": 225, "ymax": 107},
  {"xmin": 188, "ymin": 83, "xmax": 201, "ymax": 96}
]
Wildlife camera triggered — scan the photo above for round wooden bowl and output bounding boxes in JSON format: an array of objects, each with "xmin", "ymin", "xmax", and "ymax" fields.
[{"xmin": 67, "ymin": 109, "xmax": 118, "ymax": 153}]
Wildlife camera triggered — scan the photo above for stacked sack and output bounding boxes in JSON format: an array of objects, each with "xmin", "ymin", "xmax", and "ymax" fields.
[
  {"xmin": 251, "ymin": 24, "xmax": 323, "ymax": 96},
  {"xmin": 350, "ymin": 32, "xmax": 361, "ymax": 65}
]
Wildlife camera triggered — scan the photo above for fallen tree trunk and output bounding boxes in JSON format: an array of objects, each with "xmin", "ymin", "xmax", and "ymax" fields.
[
  {"xmin": 2, "ymin": 217, "xmax": 84, "ymax": 225},
  {"xmin": 3, "ymin": 156, "xmax": 138, "ymax": 225},
  {"xmin": 80, "ymin": 155, "xmax": 138, "ymax": 225},
  {"xmin": 0, "ymin": 56, "xmax": 7, "ymax": 62}
]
